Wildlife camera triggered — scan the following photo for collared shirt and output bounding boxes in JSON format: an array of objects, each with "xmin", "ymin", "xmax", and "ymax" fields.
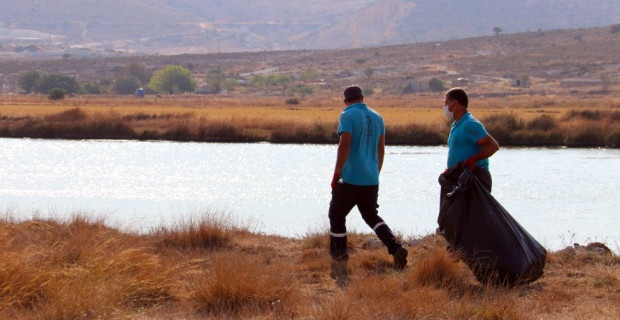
[
  {"xmin": 337, "ymin": 103, "xmax": 385, "ymax": 185},
  {"xmin": 447, "ymin": 112, "xmax": 490, "ymax": 170}
]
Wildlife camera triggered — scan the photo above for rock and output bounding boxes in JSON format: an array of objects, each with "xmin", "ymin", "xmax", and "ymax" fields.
[
  {"xmin": 362, "ymin": 238, "xmax": 383, "ymax": 250},
  {"xmin": 585, "ymin": 242, "xmax": 612, "ymax": 255},
  {"xmin": 573, "ymin": 242, "xmax": 613, "ymax": 255},
  {"xmin": 405, "ymin": 238, "xmax": 422, "ymax": 247}
]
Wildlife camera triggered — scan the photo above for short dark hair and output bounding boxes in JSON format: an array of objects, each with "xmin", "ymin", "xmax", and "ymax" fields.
[
  {"xmin": 344, "ymin": 85, "xmax": 363, "ymax": 102},
  {"xmin": 445, "ymin": 87, "xmax": 469, "ymax": 108}
]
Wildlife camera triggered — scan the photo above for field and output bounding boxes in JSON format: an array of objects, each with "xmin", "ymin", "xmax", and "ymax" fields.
[
  {"xmin": 0, "ymin": 214, "xmax": 617, "ymax": 319},
  {"xmin": 1, "ymin": 94, "xmax": 619, "ymax": 147}
]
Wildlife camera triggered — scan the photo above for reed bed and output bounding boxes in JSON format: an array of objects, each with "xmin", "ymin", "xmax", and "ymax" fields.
[
  {"xmin": 0, "ymin": 213, "xmax": 617, "ymax": 319},
  {"xmin": 1, "ymin": 94, "xmax": 619, "ymax": 147}
]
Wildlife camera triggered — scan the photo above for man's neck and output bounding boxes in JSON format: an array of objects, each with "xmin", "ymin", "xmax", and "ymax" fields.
[{"xmin": 453, "ymin": 108, "xmax": 467, "ymax": 121}]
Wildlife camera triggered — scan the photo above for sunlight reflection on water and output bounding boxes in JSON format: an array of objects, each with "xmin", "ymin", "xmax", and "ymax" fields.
[{"xmin": 0, "ymin": 138, "xmax": 618, "ymax": 252}]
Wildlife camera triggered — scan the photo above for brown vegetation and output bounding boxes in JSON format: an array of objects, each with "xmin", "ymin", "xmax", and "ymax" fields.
[
  {"xmin": 1, "ymin": 94, "xmax": 619, "ymax": 147},
  {"xmin": 0, "ymin": 214, "xmax": 617, "ymax": 319}
]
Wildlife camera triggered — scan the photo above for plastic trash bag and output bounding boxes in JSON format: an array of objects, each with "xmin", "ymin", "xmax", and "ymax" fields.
[{"xmin": 438, "ymin": 165, "xmax": 546, "ymax": 286}]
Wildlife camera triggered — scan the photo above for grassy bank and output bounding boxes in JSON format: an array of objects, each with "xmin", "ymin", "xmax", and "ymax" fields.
[
  {"xmin": 0, "ymin": 94, "xmax": 619, "ymax": 147},
  {"xmin": 0, "ymin": 214, "xmax": 617, "ymax": 319}
]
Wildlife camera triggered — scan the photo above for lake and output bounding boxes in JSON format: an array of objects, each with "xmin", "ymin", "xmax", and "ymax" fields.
[{"xmin": 0, "ymin": 138, "xmax": 618, "ymax": 252}]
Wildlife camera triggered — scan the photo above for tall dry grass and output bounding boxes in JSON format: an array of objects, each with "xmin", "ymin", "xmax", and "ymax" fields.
[
  {"xmin": 187, "ymin": 252, "xmax": 299, "ymax": 317},
  {"xmin": 0, "ymin": 215, "xmax": 175, "ymax": 319},
  {"xmin": 1, "ymin": 95, "xmax": 619, "ymax": 146},
  {"xmin": 482, "ymin": 110, "xmax": 620, "ymax": 147},
  {"xmin": 0, "ymin": 213, "xmax": 618, "ymax": 319}
]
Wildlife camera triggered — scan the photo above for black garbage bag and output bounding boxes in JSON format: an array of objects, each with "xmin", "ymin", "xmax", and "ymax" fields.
[{"xmin": 437, "ymin": 165, "xmax": 547, "ymax": 286}]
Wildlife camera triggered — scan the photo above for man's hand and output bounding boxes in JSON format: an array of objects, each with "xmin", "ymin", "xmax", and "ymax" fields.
[
  {"xmin": 463, "ymin": 157, "xmax": 477, "ymax": 171},
  {"xmin": 331, "ymin": 172, "xmax": 341, "ymax": 190}
]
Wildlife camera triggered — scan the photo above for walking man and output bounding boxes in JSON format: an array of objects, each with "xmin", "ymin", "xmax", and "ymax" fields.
[
  {"xmin": 443, "ymin": 87, "xmax": 499, "ymax": 191},
  {"xmin": 328, "ymin": 85, "xmax": 408, "ymax": 281}
]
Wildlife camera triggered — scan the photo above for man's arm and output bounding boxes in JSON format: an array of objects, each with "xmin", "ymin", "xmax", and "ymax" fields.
[
  {"xmin": 334, "ymin": 132, "xmax": 352, "ymax": 174},
  {"xmin": 377, "ymin": 134, "xmax": 385, "ymax": 173},
  {"xmin": 465, "ymin": 134, "xmax": 499, "ymax": 168},
  {"xmin": 474, "ymin": 134, "xmax": 499, "ymax": 160}
]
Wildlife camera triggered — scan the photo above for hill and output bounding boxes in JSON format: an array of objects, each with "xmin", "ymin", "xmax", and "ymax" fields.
[
  {"xmin": 0, "ymin": 24, "xmax": 618, "ymax": 97},
  {"xmin": 0, "ymin": 0, "xmax": 618, "ymax": 54}
]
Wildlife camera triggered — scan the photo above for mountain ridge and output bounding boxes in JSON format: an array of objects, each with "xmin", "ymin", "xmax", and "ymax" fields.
[{"xmin": 0, "ymin": 0, "xmax": 618, "ymax": 54}]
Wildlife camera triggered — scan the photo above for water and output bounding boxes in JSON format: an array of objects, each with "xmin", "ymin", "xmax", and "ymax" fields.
[{"xmin": 0, "ymin": 138, "xmax": 618, "ymax": 252}]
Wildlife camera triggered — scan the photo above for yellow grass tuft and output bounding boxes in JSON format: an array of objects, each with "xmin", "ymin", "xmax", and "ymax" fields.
[
  {"xmin": 407, "ymin": 247, "xmax": 471, "ymax": 290},
  {"xmin": 152, "ymin": 213, "xmax": 237, "ymax": 250},
  {"xmin": 188, "ymin": 252, "xmax": 300, "ymax": 317}
]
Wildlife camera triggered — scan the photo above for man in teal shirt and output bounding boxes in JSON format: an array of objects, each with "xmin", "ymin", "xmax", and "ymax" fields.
[
  {"xmin": 328, "ymin": 86, "xmax": 407, "ymax": 283},
  {"xmin": 443, "ymin": 87, "xmax": 499, "ymax": 191}
]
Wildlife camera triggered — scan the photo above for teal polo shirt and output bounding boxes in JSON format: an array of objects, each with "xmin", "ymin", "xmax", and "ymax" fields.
[
  {"xmin": 447, "ymin": 112, "xmax": 490, "ymax": 170},
  {"xmin": 337, "ymin": 103, "xmax": 385, "ymax": 186}
]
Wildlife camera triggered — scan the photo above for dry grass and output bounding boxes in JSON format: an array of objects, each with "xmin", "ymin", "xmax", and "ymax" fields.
[
  {"xmin": 1, "ymin": 94, "xmax": 619, "ymax": 146},
  {"xmin": 0, "ymin": 214, "xmax": 617, "ymax": 319}
]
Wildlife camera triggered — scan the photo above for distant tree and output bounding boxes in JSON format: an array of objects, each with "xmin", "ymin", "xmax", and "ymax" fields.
[
  {"xmin": 148, "ymin": 65, "xmax": 196, "ymax": 94},
  {"xmin": 493, "ymin": 26, "xmax": 502, "ymax": 36},
  {"xmin": 364, "ymin": 68, "xmax": 374, "ymax": 78},
  {"xmin": 119, "ymin": 63, "xmax": 152, "ymax": 85},
  {"xmin": 62, "ymin": 53, "xmax": 71, "ymax": 61},
  {"xmin": 35, "ymin": 74, "xmax": 81, "ymax": 94},
  {"xmin": 299, "ymin": 68, "xmax": 318, "ymax": 81},
  {"xmin": 287, "ymin": 84, "xmax": 314, "ymax": 97},
  {"xmin": 83, "ymin": 82, "xmax": 105, "ymax": 94},
  {"xmin": 17, "ymin": 70, "xmax": 41, "ymax": 93},
  {"xmin": 266, "ymin": 74, "xmax": 291, "ymax": 86},
  {"xmin": 250, "ymin": 74, "xmax": 268, "ymax": 87},
  {"xmin": 220, "ymin": 78, "xmax": 238, "ymax": 92},
  {"xmin": 611, "ymin": 24, "xmax": 620, "ymax": 34},
  {"xmin": 355, "ymin": 58, "xmax": 366, "ymax": 65},
  {"xmin": 48, "ymin": 88, "xmax": 67, "ymax": 100},
  {"xmin": 428, "ymin": 78, "xmax": 445, "ymax": 92},
  {"xmin": 113, "ymin": 76, "xmax": 142, "ymax": 94},
  {"xmin": 99, "ymin": 78, "xmax": 112, "ymax": 87},
  {"xmin": 205, "ymin": 68, "xmax": 226, "ymax": 93}
]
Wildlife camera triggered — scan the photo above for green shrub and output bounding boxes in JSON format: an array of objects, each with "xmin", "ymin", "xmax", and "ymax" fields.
[
  {"xmin": 148, "ymin": 65, "xmax": 196, "ymax": 94},
  {"xmin": 285, "ymin": 98, "xmax": 299, "ymax": 105},
  {"xmin": 36, "ymin": 74, "xmax": 81, "ymax": 94},
  {"xmin": 48, "ymin": 88, "xmax": 67, "ymax": 100},
  {"xmin": 113, "ymin": 76, "xmax": 142, "ymax": 95},
  {"xmin": 83, "ymin": 82, "xmax": 104, "ymax": 94},
  {"xmin": 428, "ymin": 78, "xmax": 445, "ymax": 92}
]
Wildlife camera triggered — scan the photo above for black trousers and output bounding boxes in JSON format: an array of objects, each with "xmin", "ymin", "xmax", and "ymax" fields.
[{"xmin": 328, "ymin": 183, "xmax": 402, "ymax": 261}]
